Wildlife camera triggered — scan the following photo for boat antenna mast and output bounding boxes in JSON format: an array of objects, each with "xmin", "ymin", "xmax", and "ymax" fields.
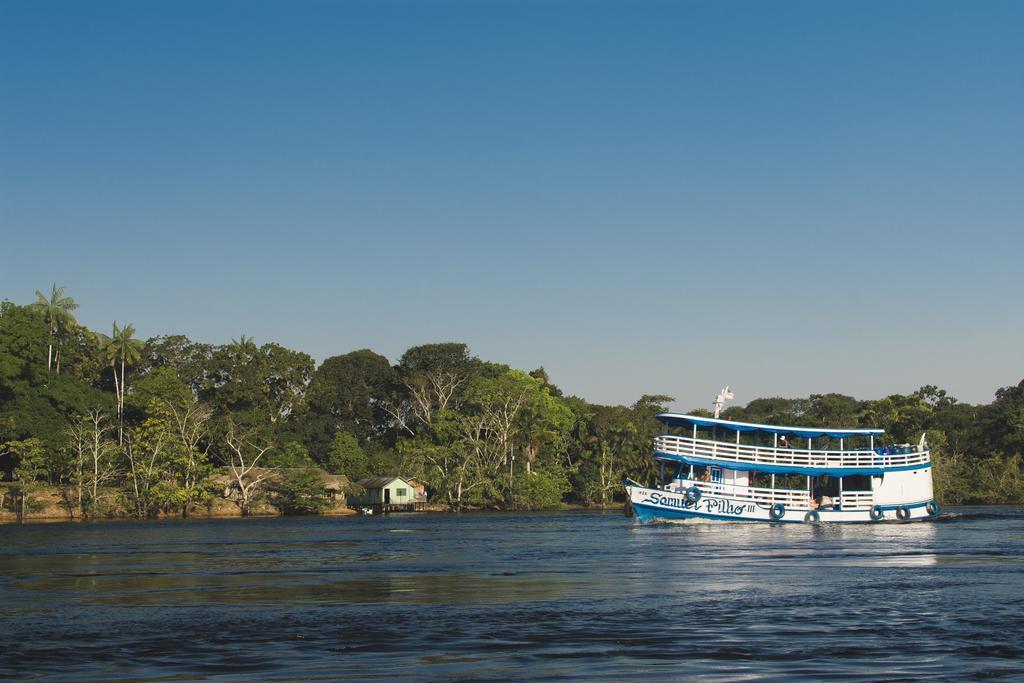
[{"xmin": 713, "ymin": 386, "xmax": 735, "ymax": 419}]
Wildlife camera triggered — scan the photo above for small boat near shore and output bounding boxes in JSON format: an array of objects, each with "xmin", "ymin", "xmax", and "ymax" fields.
[{"xmin": 626, "ymin": 402, "xmax": 940, "ymax": 524}]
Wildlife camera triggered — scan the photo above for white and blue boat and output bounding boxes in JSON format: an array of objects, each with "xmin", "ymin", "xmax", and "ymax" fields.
[{"xmin": 626, "ymin": 403, "xmax": 940, "ymax": 524}]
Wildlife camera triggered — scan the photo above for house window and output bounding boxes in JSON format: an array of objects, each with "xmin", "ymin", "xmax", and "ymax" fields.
[{"xmin": 396, "ymin": 488, "xmax": 407, "ymax": 497}]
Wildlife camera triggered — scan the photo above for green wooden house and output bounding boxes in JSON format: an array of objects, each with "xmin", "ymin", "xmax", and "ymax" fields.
[{"xmin": 349, "ymin": 476, "xmax": 425, "ymax": 510}]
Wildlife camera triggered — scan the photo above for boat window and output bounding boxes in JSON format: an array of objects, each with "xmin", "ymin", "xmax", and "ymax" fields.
[
  {"xmin": 710, "ymin": 467, "xmax": 723, "ymax": 483},
  {"xmin": 737, "ymin": 432, "xmax": 759, "ymax": 446},
  {"xmin": 841, "ymin": 474, "xmax": 872, "ymax": 491},
  {"xmin": 774, "ymin": 473, "xmax": 804, "ymax": 489},
  {"xmin": 813, "ymin": 475, "xmax": 840, "ymax": 500}
]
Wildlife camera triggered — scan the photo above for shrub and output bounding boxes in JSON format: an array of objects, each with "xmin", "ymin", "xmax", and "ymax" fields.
[
  {"xmin": 510, "ymin": 467, "xmax": 570, "ymax": 510},
  {"xmin": 271, "ymin": 467, "xmax": 331, "ymax": 515}
]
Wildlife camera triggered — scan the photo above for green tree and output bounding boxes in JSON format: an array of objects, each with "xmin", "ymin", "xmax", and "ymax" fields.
[
  {"xmin": 326, "ymin": 431, "xmax": 371, "ymax": 478},
  {"xmin": 5, "ymin": 438, "xmax": 48, "ymax": 521},
  {"xmin": 510, "ymin": 466, "xmax": 570, "ymax": 510},
  {"xmin": 1, "ymin": 302, "xmax": 115, "ymax": 467},
  {"xmin": 0, "ymin": 300, "xmax": 49, "ymax": 390},
  {"xmin": 201, "ymin": 339, "xmax": 314, "ymax": 433},
  {"xmin": 528, "ymin": 366, "xmax": 563, "ymax": 397},
  {"xmin": 271, "ymin": 467, "xmax": 331, "ymax": 514},
  {"xmin": 391, "ymin": 343, "xmax": 478, "ymax": 433},
  {"xmin": 29, "ymin": 284, "xmax": 79, "ymax": 374},
  {"xmin": 976, "ymin": 382, "xmax": 1024, "ymax": 457},
  {"xmin": 138, "ymin": 335, "xmax": 213, "ymax": 396},
  {"xmin": 122, "ymin": 396, "xmax": 213, "ymax": 517},
  {"xmin": 423, "ymin": 370, "xmax": 551, "ymax": 510},
  {"xmin": 398, "ymin": 342, "xmax": 476, "ymax": 378},
  {"xmin": 806, "ymin": 393, "xmax": 861, "ymax": 427},
  {"xmin": 516, "ymin": 377, "xmax": 573, "ymax": 475},
  {"xmin": 578, "ymin": 405, "xmax": 636, "ymax": 507},
  {"xmin": 126, "ymin": 366, "xmax": 193, "ymax": 421},
  {"xmin": 156, "ymin": 397, "xmax": 214, "ymax": 517},
  {"xmin": 265, "ymin": 442, "xmax": 315, "ymax": 468},
  {"xmin": 860, "ymin": 393, "xmax": 931, "ymax": 443},
  {"xmin": 296, "ymin": 349, "xmax": 396, "ymax": 457},
  {"xmin": 123, "ymin": 416, "xmax": 167, "ymax": 517},
  {"xmin": 56, "ymin": 323, "xmax": 105, "ymax": 382},
  {"xmin": 625, "ymin": 394, "xmax": 674, "ymax": 482},
  {"xmin": 729, "ymin": 397, "xmax": 809, "ymax": 425}
]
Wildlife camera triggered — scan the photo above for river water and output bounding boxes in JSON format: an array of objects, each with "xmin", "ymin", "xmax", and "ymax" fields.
[{"xmin": 1, "ymin": 508, "xmax": 1022, "ymax": 681}]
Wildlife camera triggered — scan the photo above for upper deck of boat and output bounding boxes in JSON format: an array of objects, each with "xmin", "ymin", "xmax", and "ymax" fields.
[{"xmin": 655, "ymin": 413, "xmax": 930, "ymax": 476}]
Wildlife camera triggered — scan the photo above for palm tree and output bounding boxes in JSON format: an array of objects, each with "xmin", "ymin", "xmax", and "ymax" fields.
[
  {"xmin": 29, "ymin": 284, "xmax": 79, "ymax": 374},
  {"xmin": 231, "ymin": 335, "xmax": 257, "ymax": 356},
  {"xmin": 99, "ymin": 322, "xmax": 144, "ymax": 443}
]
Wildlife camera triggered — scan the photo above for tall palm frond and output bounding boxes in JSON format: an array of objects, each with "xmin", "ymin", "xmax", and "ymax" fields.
[
  {"xmin": 29, "ymin": 283, "xmax": 79, "ymax": 372},
  {"xmin": 100, "ymin": 321, "xmax": 144, "ymax": 444},
  {"xmin": 110, "ymin": 322, "xmax": 144, "ymax": 366},
  {"xmin": 231, "ymin": 335, "xmax": 257, "ymax": 355}
]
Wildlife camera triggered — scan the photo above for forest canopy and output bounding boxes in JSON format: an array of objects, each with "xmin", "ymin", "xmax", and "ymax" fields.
[{"xmin": 2, "ymin": 289, "xmax": 1022, "ymax": 518}]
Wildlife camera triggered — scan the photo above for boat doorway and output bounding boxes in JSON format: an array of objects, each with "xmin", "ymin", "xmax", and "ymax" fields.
[{"xmin": 811, "ymin": 475, "xmax": 840, "ymax": 508}]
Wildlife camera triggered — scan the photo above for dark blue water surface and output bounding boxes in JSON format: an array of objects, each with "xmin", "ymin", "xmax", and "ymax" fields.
[{"xmin": 2, "ymin": 508, "xmax": 1023, "ymax": 681}]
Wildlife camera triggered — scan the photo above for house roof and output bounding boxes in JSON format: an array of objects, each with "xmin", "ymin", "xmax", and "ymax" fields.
[
  {"xmin": 322, "ymin": 473, "xmax": 351, "ymax": 491},
  {"xmin": 356, "ymin": 476, "xmax": 412, "ymax": 489},
  {"xmin": 212, "ymin": 467, "xmax": 350, "ymax": 490}
]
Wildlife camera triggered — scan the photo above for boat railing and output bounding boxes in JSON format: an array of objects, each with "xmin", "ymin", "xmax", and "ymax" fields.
[
  {"xmin": 655, "ymin": 434, "xmax": 929, "ymax": 471},
  {"xmin": 837, "ymin": 491, "xmax": 874, "ymax": 509},
  {"xmin": 670, "ymin": 480, "xmax": 809, "ymax": 507},
  {"xmin": 668, "ymin": 479, "xmax": 875, "ymax": 510}
]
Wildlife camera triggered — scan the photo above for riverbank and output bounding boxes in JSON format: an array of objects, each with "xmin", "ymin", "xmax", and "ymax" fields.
[
  {"xmin": 0, "ymin": 482, "xmax": 610, "ymax": 524},
  {"xmin": 0, "ymin": 482, "xmax": 360, "ymax": 524}
]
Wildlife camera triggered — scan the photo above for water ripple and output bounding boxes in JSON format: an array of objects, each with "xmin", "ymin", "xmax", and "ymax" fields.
[{"xmin": 2, "ymin": 509, "xmax": 1023, "ymax": 680}]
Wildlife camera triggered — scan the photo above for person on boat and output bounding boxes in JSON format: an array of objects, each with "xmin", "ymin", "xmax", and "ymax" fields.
[
  {"xmin": 701, "ymin": 468, "xmax": 711, "ymax": 483},
  {"xmin": 779, "ymin": 435, "xmax": 789, "ymax": 449},
  {"xmin": 808, "ymin": 497, "xmax": 819, "ymax": 510}
]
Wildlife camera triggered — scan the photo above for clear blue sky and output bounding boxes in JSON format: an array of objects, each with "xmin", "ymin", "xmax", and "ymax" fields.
[{"xmin": 2, "ymin": 0, "xmax": 1022, "ymax": 410}]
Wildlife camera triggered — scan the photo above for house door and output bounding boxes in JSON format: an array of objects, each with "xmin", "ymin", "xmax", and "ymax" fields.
[{"xmin": 384, "ymin": 489, "xmax": 391, "ymax": 504}]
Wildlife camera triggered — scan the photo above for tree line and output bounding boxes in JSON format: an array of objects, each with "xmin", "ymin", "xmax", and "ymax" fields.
[{"xmin": 1, "ymin": 286, "xmax": 1022, "ymax": 520}]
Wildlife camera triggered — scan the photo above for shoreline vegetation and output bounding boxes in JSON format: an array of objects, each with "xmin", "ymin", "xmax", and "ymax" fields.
[
  {"xmin": 0, "ymin": 481, "xmax": 606, "ymax": 525},
  {"xmin": 2, "ymin": 287, "xmax": 1023, "ymax": 524}
]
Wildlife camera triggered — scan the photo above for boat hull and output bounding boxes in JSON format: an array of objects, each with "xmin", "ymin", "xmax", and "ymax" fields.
[{"xmin": 627, "ymin": 485, "xmax": 939, "ymax": 524}]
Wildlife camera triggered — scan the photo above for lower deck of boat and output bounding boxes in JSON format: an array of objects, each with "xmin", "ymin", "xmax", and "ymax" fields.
[{"xmin": 627, "ymin": 484, "xmax": 939, "ymax": 524}]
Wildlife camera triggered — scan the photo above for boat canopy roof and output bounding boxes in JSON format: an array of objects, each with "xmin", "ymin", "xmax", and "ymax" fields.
[{"xmin": 656, "ymin": 413, "xmax": 884, "ymax": 438}]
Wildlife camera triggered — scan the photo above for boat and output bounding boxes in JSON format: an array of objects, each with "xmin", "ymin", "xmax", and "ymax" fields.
[{"xmin": 625, "ymin": 392, "xmax": 940, "ymax": 524}]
